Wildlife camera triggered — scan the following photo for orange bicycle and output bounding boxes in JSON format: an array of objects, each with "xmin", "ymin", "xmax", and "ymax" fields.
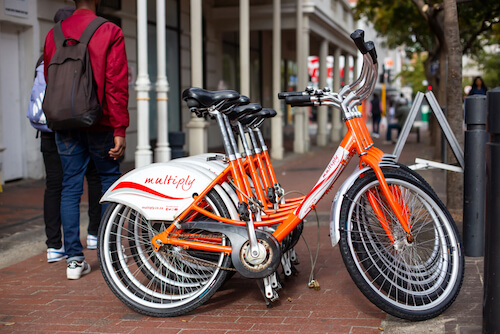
[{"xmin": 97, "ymin": 30, "xmax": 464, "ymax": 320}]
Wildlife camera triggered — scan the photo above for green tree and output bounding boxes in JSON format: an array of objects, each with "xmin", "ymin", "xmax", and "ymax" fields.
[
  {"xmin": 479, "ymin": 53, "xmax": 500, "ymax": 88},
  {"xmin": 353, "ymin": 0, "xmax": 500, "ymax": 210},
  {"xmin": 472, "ymin": 24, "xmax": 500, "ymax": 88},
  {"xmin": 354, "ymin": 0, "xmax": 500, "ymax": 102},
  {"xmin": 396, "ymin": 53, "xmax": 428, "ymax": 97}
]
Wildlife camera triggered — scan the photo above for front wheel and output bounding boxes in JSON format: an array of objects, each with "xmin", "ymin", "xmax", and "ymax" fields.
[{"xmin": 339, "ymin": 168, "xmax": 464, "ymax": 321}]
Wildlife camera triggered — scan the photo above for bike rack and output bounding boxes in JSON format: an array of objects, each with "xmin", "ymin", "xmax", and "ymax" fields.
[{"xmin": 392, "ymin": 91, "xmax": 464, "ymax": 172}]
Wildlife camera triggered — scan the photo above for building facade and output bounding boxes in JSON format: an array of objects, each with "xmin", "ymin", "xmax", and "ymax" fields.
[{"xmin": 0, "ymin": 0, "xmax": 358, "ymax": 183}]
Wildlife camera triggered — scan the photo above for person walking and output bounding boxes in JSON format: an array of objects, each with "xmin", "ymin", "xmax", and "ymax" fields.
[
  {"xmin": 370, "ymin": 93, "xmax": 382, "ymax": 138},
  {"xmin": 43, "ymin": 0, "xmax": 129, "ymax": 279},
  {"xmin": 385, "ymin": 98, "xmax": 410, "ymax": 143}
]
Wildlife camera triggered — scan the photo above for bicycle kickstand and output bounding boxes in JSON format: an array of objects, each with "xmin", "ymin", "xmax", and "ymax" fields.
[{"xmin": 256, "ymin": 272, "xmax": 281, "ymax": 308}]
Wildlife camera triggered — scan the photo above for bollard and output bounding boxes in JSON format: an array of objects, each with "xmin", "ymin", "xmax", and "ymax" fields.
[
  {"xmin": 484, "ymin": 87, "xmax": 500, "ymax": 334},
  {"xmin": 463, "ymin": 95, "xmax": 487, "ymax": 257}
]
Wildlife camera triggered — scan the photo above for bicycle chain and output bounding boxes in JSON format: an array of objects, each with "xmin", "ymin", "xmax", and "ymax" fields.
[{"xmin": 160, "ymin": 233, "xmax": 237, "ymax": 272}]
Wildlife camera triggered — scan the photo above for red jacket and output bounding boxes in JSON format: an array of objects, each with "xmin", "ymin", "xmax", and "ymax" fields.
[{"xmin": 43, "ymin": 9, "xmax": 129, "ymax": 137}]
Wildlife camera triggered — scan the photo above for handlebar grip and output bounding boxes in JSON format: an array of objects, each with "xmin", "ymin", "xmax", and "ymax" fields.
[
  {"xmin": 365, "ymin": 41, "xmax": 378, "ymax": 64},
  {"xmin": 285, "ymin": 95, "xmax": 314, "ymax": 107},
  {"xmin": 350, "ymin": 29, "xmax": 368, "ymax": 54},
  {"xmin": 278, "ymin": 91, "xmax": 306, "ymax": 99}
]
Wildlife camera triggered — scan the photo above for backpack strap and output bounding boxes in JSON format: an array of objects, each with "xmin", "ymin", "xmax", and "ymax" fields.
[
  {"xmin": 52, "ymin": 21, "xmax": 66, "ymax": 49},
  {"xmin": 79, "ymin": 17, "xmax": 108, "ymax": 45},
  {"xmin": 51, "ymin": 17, "xmax": 108, "ymax": 48}
]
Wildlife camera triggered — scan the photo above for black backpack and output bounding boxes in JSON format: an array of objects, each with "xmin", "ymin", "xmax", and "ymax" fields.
[{"xmin": 42, "ymin": 17, "xmax": 107, "ymax": 130}]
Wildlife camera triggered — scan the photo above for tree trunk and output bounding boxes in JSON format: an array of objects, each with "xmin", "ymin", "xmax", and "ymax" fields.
[
  {"xmin": 443, "ymin": 0, "xmax": 463, "ymax": 212},
  {"xmin": 432, "ymin": 50, "xmax": 448, "ymax": 159}
]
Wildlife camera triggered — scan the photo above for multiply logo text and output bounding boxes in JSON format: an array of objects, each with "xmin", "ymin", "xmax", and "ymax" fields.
[{"xmin": 145, "ymin": 175, "xmax": 195, "ymax": 191}]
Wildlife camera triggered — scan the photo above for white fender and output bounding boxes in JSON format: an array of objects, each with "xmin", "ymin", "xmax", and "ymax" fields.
[
  {"xmin": 101, "ymin": 162, "xmax": 230, "ymax": 221},
  {"xmin": 168, "ymin": 159, "xmax": 239, "ymax": 220},
  {"xmin": 175, "ymin": 153, "xmax": 228, "ymax": 174},
  {"xmin": 329, "ymin": 156, "xmax": 400, "ymax": 247},
  {"xmin": 329, "ymin": 166, "xmax": 369, "ymax": 247},
  {"xmin": 171, "ymin": 154, "xmax": 239, "ymax": 206}
]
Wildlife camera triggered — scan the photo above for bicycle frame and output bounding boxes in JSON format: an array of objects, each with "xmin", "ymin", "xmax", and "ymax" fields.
[
  {"xmin": 98, "ymin": 29, "xmax": 464, "ymax": 321},
  {"xmin": 151, "ymin": 114, "xmax": 412, "ymax": 253},
  {"xmin": 148, "ymin": 39, "xmax": 414, "ymax": 257}
]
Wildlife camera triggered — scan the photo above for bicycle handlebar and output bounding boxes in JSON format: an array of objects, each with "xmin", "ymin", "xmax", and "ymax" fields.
[
  {"xmin": 350, "ymin": 29, "xmax": 368, "ymax": 54},
  {"xmin": 365, "ymin": 41, "xmax": 377, "ymax": 65},
  {"xmin": 285, "ymin": 95, "xmax": 314, "ymax": 107},
  {"xmin": 278, "ymin": 91, "xmax": 309, "ymax": 100}
]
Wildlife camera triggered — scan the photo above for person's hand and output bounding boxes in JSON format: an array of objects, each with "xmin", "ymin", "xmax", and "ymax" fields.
[{"xmin": 109, "ymin": 136, "xmax": 126, "ymax": 160}]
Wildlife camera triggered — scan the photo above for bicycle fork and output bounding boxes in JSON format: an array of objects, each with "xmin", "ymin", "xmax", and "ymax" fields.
[{"xmin": 360, "ymin": 150, "xmax": 413, "ymax": 244}]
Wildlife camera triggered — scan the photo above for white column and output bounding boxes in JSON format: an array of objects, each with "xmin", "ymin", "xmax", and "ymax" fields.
[
  {"xmin": 331, "ymin": 46, "xmax": 342, "ymax": 142},
  {"xmin": 344, "ymin": 53, "xmax": 351, "ymax": 85},
  {"xmin": 240, "ymin": 0, "xmax": 250, "ymax": 97},
  {"xmin": 302, "ymin": 14, "xmax": 310, "ymax": 151},
  {"xmin": 317, "ymin": 39, "xmax": 328, "ymax": 147},
  {"xmin": 186, "ymin": 0, "xmax": 208, "ymax": 155},
  {"xmin": 271, "ymin": 0, "xmax": 283, "ymax": 160},
  {"xmin": 155, "ymin": 0, "xmax": 171, "ymax": 162},
  {"xmin": 293, "ymin": 0, "xmax": 305, "ymax": 153},
  {"xmin": 342, "ymin": 53, "xmax": 349, "ymax": 136},
  {"xmin": 352, "ymin": 55, "xmax": 358, "ymax": 82},
  {"xmin": 135, "ymin": 0, "xmax": 152, "ymax": 168}
]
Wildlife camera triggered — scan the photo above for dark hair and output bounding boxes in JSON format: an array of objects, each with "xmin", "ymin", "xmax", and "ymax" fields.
[
  {"xmin": 471, "ymin": 76, "xmax": 488, "ymax": 92},
  {"xmin": 53, "ymin": 6, "xmax": 75, "ymax": 23}
]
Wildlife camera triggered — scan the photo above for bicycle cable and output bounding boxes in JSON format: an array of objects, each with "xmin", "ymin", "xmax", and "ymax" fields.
[
  {"xmin": 279, "ymin": 190, "xmax": 321, "ymax": 291},
  {"xmin": 302, "ymin": 207, "xmax": 321, "ymax": 291}
]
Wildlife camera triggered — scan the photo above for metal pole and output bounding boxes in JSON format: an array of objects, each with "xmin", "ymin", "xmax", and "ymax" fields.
[
  {"xmin": 463, "ymin": 95, "xmax": 487, "ymax": 257},
  {"xmin": 484, "ymin": 87, "xmax": 500, "ymax": 333}
]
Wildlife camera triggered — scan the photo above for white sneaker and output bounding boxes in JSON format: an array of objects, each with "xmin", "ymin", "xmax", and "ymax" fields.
[
  {"xmin": 47, "ymin": 246, "xmax": 67, "ymax": 263},
  {"xmin": 87, "ymin": 234, "xmax": 97, "ymax": 250},
  {"xmin": 67, "ymin": 260, "xmax": 91, "ymax": 280}
]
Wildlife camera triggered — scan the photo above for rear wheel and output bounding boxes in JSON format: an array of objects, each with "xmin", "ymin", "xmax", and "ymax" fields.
[
  {"xmin": 339, "ymin": 168, "xmax": 464, "ymax": 321},
  {"xmin": 98, "ymin": 190, "xmax": 232, "ymax": 317}
]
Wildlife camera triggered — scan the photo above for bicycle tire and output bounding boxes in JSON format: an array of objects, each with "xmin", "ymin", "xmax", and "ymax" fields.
[
  {"xmin": 338, "ymin": 167, "xmax": 464, "ymax": 321},
  {"xmin": 97, "ymin": 190, "xmax": 232, "ymax": 317}
]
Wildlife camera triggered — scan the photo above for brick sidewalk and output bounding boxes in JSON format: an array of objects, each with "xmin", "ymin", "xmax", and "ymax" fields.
[
  {"xmin": 0, "ymin": 223, "xmax": 385, "ymax": 333},
  {"xmin": 0, "ymin": 130, "xmax": 483, "ymax": 333}
]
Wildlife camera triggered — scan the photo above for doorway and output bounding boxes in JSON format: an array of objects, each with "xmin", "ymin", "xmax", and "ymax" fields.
[{"xmin": 0, "ymin": 23, "xmax": 25, "ymax": 181}]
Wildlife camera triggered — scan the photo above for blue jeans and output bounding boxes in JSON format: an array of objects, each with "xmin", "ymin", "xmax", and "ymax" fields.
[
  {"xmin": 41, "ymin": 132, "xmax": 102, "ymax": 249},
  {"xmin": 386, "ymin": 123, "xmax": 401, "ymax": 141},
  {"xmin": 55, "ymin": 130, "xmax": 121, "ymax": 262}
]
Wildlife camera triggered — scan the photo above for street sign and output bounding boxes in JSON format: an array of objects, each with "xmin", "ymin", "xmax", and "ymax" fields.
[{"xmin": 384, "ymin": 58, "xmax": 394, "ymax": 69}]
